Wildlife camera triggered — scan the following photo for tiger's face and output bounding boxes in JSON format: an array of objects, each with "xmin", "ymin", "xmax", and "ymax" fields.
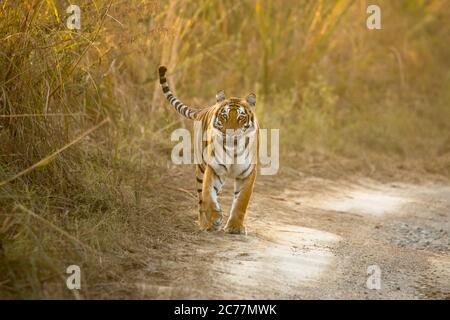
[{"xmin": 213, "ymin": 91, "xmax": 256, "ymax": 136}]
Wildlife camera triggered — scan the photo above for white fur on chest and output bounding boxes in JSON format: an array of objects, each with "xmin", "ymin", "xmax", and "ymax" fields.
[{"xmin": 204, "ymin": 125, "xmax": 257, "ymax": 178}]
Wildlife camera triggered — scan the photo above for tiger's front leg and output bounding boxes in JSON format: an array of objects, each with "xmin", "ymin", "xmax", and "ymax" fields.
[
  {"xmin": 224, "ymin": 168, "xmax": 256, "ymax": 235},
  {"xmin": 200, "ymin": 165, "xmax": 224, "ymax": 231},
  {"xmin": 195, "ymin": 165, "xmax": 206, "ymax": 228}
]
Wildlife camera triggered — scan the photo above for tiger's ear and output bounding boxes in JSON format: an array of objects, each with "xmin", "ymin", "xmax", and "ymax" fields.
[
  {"xmin": 246, "ymin": 93, "xmax": 256, "ymax": 107},
  {"xmin": 216, "ymin": 90, "xmax": 226, "ymax": 103}
]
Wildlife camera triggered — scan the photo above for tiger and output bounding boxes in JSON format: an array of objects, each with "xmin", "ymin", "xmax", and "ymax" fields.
[{"xmin": 158, "ymin": 66, "xmax": 259, "ymax": 235}]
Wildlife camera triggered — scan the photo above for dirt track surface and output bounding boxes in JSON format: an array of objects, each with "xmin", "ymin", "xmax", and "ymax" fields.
[{"xmin": 137, "ymin": 172, "xmax": 450, "ymax": 300}]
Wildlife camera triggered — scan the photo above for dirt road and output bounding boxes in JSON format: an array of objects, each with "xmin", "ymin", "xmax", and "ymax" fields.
[{"xmin": 137, "ymin": 171, "xmax": 450, "ymax": 299}]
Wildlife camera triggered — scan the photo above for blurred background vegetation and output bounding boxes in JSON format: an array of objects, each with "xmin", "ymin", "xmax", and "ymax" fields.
[{"xmin": 0, "ymin": 0, "xmax": 449, "ymax": 298}]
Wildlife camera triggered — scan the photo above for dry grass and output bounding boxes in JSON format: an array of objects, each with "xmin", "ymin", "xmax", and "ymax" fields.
[{"xmin": 0, "ymin": 0, "xmax": 449, "ymax": 298}]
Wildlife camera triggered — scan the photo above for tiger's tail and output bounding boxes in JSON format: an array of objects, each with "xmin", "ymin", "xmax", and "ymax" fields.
[{"xmin": 158, "ymin": 66, "xmax": 197, "ymax": 120}]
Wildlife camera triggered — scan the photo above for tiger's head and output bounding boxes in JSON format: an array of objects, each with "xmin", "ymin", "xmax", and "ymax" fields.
[{"xmin": 213, "ymin": 91, "xmax": 257, "ymax": 136}]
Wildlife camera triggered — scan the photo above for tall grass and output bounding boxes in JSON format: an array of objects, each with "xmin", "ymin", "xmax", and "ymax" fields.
[{"xmin": 1, "ymin": 0, "xmax": 449, "ymax": 298}]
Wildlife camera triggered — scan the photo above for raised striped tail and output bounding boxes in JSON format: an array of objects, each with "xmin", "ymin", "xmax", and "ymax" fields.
[{"xmin": 158, "ymin": 66, "xmax": 197, "ymax": 120}]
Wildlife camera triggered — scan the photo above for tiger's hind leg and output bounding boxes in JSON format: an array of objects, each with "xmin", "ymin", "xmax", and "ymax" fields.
[
  {"xmin": 200, "ymin": 165, "xmax": 225, "ymax": 231},
  {"xmin": 224, "ymin": 168, "xmax": 256, "ymax": 235}
]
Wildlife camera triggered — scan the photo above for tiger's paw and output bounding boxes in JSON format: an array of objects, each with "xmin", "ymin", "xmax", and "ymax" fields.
[
  {"xmin": 197, "ymin": 211, "xmax": 210, "ymax": 231},
  {"xmin": 208, "ymin": 217, "xmax": 223, "ymax": 231},
  {"xmin": 199, "ymin": 209, "xmax": 223, "ymax": 231},
  {"xmin": 224, "ymin": 222, "xmax": 247, "ymax": 235}
]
